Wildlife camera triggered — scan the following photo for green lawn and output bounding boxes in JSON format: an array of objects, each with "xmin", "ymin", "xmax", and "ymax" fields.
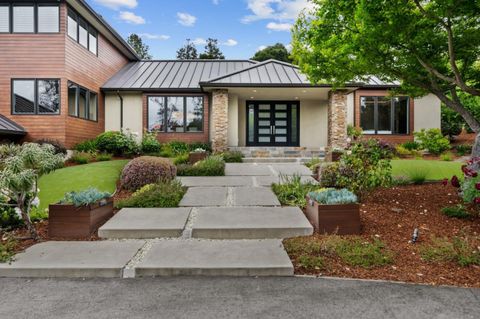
[
  {"xmin": 38, "ymin": 160, "xmax": 129, "ymax": 210},
  {"xmin": 391, "ymin": 159, "xmax": 463, "ymax": 181}
]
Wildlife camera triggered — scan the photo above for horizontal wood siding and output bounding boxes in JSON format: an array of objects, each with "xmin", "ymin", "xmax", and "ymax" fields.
[
  {"xmin": 354, "ymin": 89, "xmax": 414, "ymax": 144},
  {"xmin": 0, "ymin": 3, "xmax": 67, "ymax": 143}
]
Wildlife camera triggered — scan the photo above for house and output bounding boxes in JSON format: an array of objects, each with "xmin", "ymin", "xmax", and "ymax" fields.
[{"xmin": 0, "ymin": 1, "xmax": 441, "ymax": 156}]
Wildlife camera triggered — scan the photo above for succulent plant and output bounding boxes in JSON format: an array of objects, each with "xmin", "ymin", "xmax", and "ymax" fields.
[
  {"xmin": 62, "ymin": 188, "xmax": 111, "ymax": 207},
  {"xmin": 308, "ymin": 188, "xmax": 358, "ymax": 205}
]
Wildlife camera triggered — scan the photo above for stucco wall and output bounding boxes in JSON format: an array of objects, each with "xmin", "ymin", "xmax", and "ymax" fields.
[
  {"xmin": 227, "ymin": 94, "xmax": 239, "ymax": 147},
  {"xmin": 414, "ymin": 93, "xmax": 441, "ymax": 132},
  {"xmin": 346, "ymin": 92, "xmax": 355, "ymax": 126},
  {"xmin": 105, "ymin": 92, "xmax": 144, "ymax": 140}
]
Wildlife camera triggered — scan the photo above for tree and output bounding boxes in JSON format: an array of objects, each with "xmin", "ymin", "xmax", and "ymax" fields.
[
  {"xmin": 126, "ymin": 34, "xmax": 152, "ymax": 60},
  {"xmin": 199, "ymin": 38, "xmax": 225, "ymax": 59},
  {"xmin": 292, "ymin": 0, "xmax": 480, "ymax": 155},
  {"xmin": 251, "ymin": 43, "xmax": 292, "ymax": 63},
  {"xmin": 176, "ymin": 39, "xmax": 198, "ymax": 60},
  {"xmin": 0, "ymin": 143, "xmax": 64, "ymax": 240}
]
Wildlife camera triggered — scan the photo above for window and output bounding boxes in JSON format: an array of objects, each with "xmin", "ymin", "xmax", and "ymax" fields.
[
  {"xmin": 148, "ymin": 96, "xmax": 204, "ymax": 133},
  {"xmin": 360, "ymin": 96, "xmax": 409, "ymax": 135},
  {"xmin": 13, "ymin": 5, "xmax": 34, "ymax": 33},
  {"xmin": 37, "ymin": 5, "xmax": 59, "ymax": 33},
  {"xmin": 12, "ymin": 79, "xmax": 60, "ymax": 115},
  {"xmin": 67, "ymin": 8, "xmax": 98, "ymax": 55},
  {"xmin": 67, "ymin": 81, "xmax": 98, "ymax": 121},
  {"xmin": 0, "ymin": 5, "xmax": 9, "ymax": 33}
]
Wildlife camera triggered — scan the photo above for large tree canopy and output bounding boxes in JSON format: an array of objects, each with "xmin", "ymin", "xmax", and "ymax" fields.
[
  {"xmin": 251, "ymin": 43, "xmax": 293, "ymax": 63},
  {"xmin": 292, "ymin": 0, "xmax": 480, "ymax": 154},
  {"xmin": 199, "ymin": 38, "xmax": 225, "ymax": 59},
  {"xmin": 126, "ymin": 34, "xmax": 152, "ymax": 60},
  {"xmin": 176, "ymin": 39, "xmax": 198, "ymax": 60}
]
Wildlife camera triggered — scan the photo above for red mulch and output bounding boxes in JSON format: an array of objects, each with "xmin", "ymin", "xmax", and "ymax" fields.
[{"xmin": 286, "ymin": 183, "xmax": 480, "ymax": 287}]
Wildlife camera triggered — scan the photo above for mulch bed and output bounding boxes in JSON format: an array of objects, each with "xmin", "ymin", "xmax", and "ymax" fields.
[{"xmin": 287, "ymin": 183, "xmax": 480, "ymax": 287}]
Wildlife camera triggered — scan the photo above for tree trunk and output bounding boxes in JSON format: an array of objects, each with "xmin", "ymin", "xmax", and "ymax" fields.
[
  {"xmin": 18, "ymin": 203, "xmax": 39, "ymax": 241},
  {"xmin": 472, "ymin": 133, "xmax": 480, "ymax": 157}
]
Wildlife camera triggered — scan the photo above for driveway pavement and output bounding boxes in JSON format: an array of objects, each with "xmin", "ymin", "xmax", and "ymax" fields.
[{"xmin": 0, "ymin": 277, "xmax": 478, "ymax": 319}]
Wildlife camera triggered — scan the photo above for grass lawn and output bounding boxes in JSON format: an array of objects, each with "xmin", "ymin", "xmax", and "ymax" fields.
[
  {"xmin": 38, "ymin": 160, "xmax": 129, "ymax": 210},
  {"xmin": 391, "ymin": 159, "xmax": 463, "ymax": 181}
]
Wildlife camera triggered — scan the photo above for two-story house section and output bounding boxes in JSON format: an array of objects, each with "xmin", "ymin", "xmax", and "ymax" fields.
[{"xmin": 0, "ymin": 0, "xmax": 139, "ymax": 147}]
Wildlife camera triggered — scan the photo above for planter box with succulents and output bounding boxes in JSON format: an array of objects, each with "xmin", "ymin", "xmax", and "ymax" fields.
[
  {"xmin": 188, "ymin": 149, "xmax": 208, "ymax": 164},
  {"xmin": 305, "ymin": 188, "xmax": 361, "ymax": 235},
  {"xmin": 49, "ymin": 188, "xmax": 113, "ymax": 238}
]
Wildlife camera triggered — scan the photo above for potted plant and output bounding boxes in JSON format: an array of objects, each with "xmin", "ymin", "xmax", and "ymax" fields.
[
  {"xmin": 305, "ymin": 188, "xmax": 361, "ymax": 235},
  {"xmin": 188, "ymin": 148, "xmax": 208, "ymax": 164},
  {"xmin": 49, "ymin": 188, "xmax": 113, "ymax": 238}
]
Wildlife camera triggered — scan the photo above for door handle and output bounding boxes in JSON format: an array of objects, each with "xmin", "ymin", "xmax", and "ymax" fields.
[
  {"xmin": 270, "ymin": 125, "xmax": 273, "ymax": 135},
  {"xmin": 272, "ymin": 126, "xmax": 275, "ymax": 135}
]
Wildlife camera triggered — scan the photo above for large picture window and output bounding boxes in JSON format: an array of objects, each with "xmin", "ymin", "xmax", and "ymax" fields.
[
  {"xmin": 12, "ymin": 79, "xmax": 60, "ymax": 115},
  {"xmin": 148, "ymin": 96, "xmax": 204, "ymax": 133},
  {"xmin": 67, "ymin": 81, "xmax": 98, "ymax": 121},
  {"xmin": 68, "ymin": 8, "xmax": 98, "ymax": 55},
  {"xmin": 3, "ymin": 3, "xmax": 59, "ymax": 33},
  {"xmin": 360, "ymin": 96, "xmax": 409, "ymax": 135}
]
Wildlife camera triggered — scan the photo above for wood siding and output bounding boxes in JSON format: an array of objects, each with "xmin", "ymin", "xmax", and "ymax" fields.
[
  {"xmin": 0, "ymin": 3, "xmax": 130, "ymax": 148},
  {"xmin": 354, "ymin": 89, "xmax": 415, "ymax": 144}
]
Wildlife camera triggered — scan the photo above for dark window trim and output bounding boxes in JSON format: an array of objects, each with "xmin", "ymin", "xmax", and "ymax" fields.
[
  {"xmin": 2, "ymin": 2, "xmax": 60, "ymax": 34},
  {"xmin": 146, "ymin": 95, "xmax": 205, "ymax": 134},
  {"xmin": 67, "ymin": 81, "xmax": 99, "ymax": 122},
  {"xmin": 359, "ymin": 95, "xmax": 410, "ymax": 135},
  {"xmin": 67, "ymin": 5, "xmax": 99, "ymax": 57},
  {"xmin": 36, "ymin": 3, "xmax": 61, "ymax": 34},
  {"xmin": 0, "ymin": 4, "xmax": 11, "ymax": 34},
  {"xmin": 11, "ymin": 78, "xmax": 61, "ymax": 116}
]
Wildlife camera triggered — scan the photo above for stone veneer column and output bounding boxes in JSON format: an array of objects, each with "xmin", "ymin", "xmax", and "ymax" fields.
[
  {"xmin": 327, "ymin": 90, "xmax": 348, "ymax": 151},
  {"xmin": 211, "ymin": 89, "xmax": 229, "ymax": 152}
]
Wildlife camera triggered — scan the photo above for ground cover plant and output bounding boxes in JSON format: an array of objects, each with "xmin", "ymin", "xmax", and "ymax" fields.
[
  {"xmin": 420, "ymin": 235, "xmax": 480, "ymax": 267},
  {"xmin": 176, "ymin": 155, "xmax": 225, "ymax": 176},
  {"xmin": 121, "ymin": 156, "xmax": 176, "ymax": 191},
  {"xmin": 221, "ymin": 151, "xmax": 243, "ymax": 163},
  {"xmin": 271, "ymin": 175, "xmax": 318, "ymax": 208},
  {"xmin": 116, "ymin": 180, "xmax": 186, "ymax": 208},
  {"xmin": 441, "ymin": 205, "xmax": 470, "ymax": 219}
]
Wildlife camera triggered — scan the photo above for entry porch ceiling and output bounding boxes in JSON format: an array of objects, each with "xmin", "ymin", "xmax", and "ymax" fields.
[{"xmin": 217, "ymin": 87, "xmax": 336, "ymax": 101}]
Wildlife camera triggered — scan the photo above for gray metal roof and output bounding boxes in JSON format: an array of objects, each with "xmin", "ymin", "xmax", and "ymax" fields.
[
  {"xmin": 0, "ymin": 114, "xmax": 26, "ymax": 135},
  {"xmin": 102, "ymin": 60, "xmax": 257, "ymax": 91}
]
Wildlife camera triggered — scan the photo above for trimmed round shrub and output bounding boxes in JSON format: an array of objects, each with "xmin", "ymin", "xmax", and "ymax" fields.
[
  {"xmin": 121, "ymin": 156, "xmax": 176, "ymax": 191},
  {"xmin": 95, "ymin": 131, "xmax": 139, "ymax": 156}
]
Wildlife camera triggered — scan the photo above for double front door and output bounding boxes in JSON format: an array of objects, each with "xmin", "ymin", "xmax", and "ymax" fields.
[{"xmin": 246, "ymin": 101, "xmax": 300, "ymax": 146}]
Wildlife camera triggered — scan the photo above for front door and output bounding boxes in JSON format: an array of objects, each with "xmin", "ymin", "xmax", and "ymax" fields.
[{"xmin": 246, "ymin": 101, "xmax": 300, "ymax": 146}]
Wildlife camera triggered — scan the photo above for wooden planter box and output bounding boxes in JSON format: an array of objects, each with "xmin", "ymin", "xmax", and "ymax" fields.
[
  {"xmin": 305, "ymin": 196, "xmax": 361, "ymax": 235},
  {"xmin": 49, "ymin": 198, "xmax": 114, "ymax": 238},
  {"xmin": 189, "ymin": 152, "xmax": 207, "ymax": 164}
]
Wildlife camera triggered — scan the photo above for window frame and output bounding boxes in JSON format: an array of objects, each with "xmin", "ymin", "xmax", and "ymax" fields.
[
  {"xmin": 0, "ymin": 4, "xmax": 11, "ymax": 34},
  {"xmin": 359, "ymin": 95, "xmax": 410, "ymax": 135},
  {"xmin": 147, "ymin": 95, "xmax": 205, "ymax": 133},
  {"xmin": 2, "ymin": 2, "xmax": 60, "ymax": 34},
  {"xmin": 67, "ymin": 6, "xmax": 99, "ymax": 57},
  {"xmin": 12, "ymin": 3, "xmax": 35, "ymax": 34},
  {"xmin": 67, "ymin": 81, "xmax": 98, "ymax": 122},
  {"xmin": 36, "ymin": 3, "xmax": 60, "ymax": 34},
  {"xmin": 11, "ymin": 78, "xmax": 61, "ymax": 115}
]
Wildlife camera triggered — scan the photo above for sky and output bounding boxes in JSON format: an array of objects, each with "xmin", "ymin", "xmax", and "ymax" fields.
[{"xmin": 86, "ymin": 0, "xmax": 314, "ymax": 59}]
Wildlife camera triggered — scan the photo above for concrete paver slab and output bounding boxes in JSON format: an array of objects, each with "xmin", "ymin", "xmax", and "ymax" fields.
[
  {"xmin": 255, "ymin": 175, "xmax": 318, "ymax": 187},
  {"xmin": 178, "ymin": 176, "xmax": 253, "ymax": 187},
  {"xmin": 233, "ymin": 187, "xmax": 280, "ymax": 206},
  {"xmin": 98, "ymin": 208, "xmax": 191, "ymax": 239},
  {"xmin": 0, "ymin": 241, "xmax": 145, "ymax": 278},
  {"xmin": 270, "ymin": 164, "xmax": 312, "ymax": 176},
  {"xmin": 179, "ymin": 187, "xmax": 228, "ymax": 207},
  {"xmin": 134, "ymin": 239, "xmax": 293, "ymax": 276},
  {"xmin": 225, "ymin": 163, "xmax": 273, "ymax": 176},
  {"xmin": 192, "ymin": 207, "xmax": 313, "ymax": 239}
]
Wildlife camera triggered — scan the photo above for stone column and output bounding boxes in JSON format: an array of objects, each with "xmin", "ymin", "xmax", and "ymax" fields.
[
  {"xmin": 211, "ymin": 89, "xmax": 229, "ymax": 152},
  {"xmin": 327, "ymin": 90, "xmax": 348, "ymax": 151}
]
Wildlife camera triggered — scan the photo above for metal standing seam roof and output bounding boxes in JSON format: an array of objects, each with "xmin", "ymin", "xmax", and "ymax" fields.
[
  {"xmin": 102, "ymin": 60, "xmax": 258, "ymax": 91},
  {"xmin": 0, "ymin": 114, "xmax": 26, "ymax": 135}
]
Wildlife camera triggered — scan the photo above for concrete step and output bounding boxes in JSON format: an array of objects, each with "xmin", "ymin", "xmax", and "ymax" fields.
[
  {"xmin": 134, "ymin": 239, "xmax": 293, "ymax": 277},
  {"xmin": 191, "ymin": 207, "xmax": 314, "ymax": 239},
  {"xmin": 0, "ymin": 241, "xmax": 145, "ymax": 278},
  {"xmin": 243, "ymin": 157, "xmax": 315, "ymax": 163},
  {"xmin": 98, "ymin": 208, "xmax": 191, "ymax": 239}
]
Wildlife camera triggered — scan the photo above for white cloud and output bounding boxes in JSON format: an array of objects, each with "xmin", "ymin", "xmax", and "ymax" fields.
[
  {"xmin": 177, "ymin": 12, "xmax": 197, "ymax": 27},
  {"xmin": 139, "ymin": 33, "xmax": 170, "ymax": 40},
  {"xmin": 94, "ymin": 0, "xmax": 137, "ymax": 10},
  {"xmin": 242, "ymin": 0, "xmax": 315, "ymax": 23},
  {"xmin": 223, "ymin": 39, "xmax": 238, "ymax": 46},
  {"xmin": 192, "ymin": 38, "xmax": 207, "ymax": 45},
  {"xmin": 266, "ymin": 22, "xmax": 292, "ymax": 31},
  {"xmin": 119, "ymin": 11, "xmax": 145, "ymax": 24}
]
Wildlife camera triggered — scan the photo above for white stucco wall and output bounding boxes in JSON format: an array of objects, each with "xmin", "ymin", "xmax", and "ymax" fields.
[
  {"xmin": 414, "ymin": 93, "xmax": 441, "ymax": 132},
  {"xmin": 227, "ymin": 94, "xmax": 239, "ymax": 147},
  {"xmin": 105, "ymin": 93, "xmax": 144, "ymax": 140},
  {"xmin": 346, "ymin": 92, "xmax": 355, "ymax": 126}
]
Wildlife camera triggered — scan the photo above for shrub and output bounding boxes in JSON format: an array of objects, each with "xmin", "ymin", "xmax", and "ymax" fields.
[
  {"xmin": 392, "ymin": 175, "xmax": 410, "ymax": 186},
  {"xmin": 61, "ymin": 188, "xmax": 111, "ymax": 207},
  {"xmin": 189, "ymin": 142, "xmax": 212, "ymax": 152},
  {"xmin": 441, "ymin": 205, "xmax": 470, "ymax": 219},
  {"xmin": 173, "ymin": 153, "xmax": 189, "ymax": 165},
  {"xmin": 414, "ymin": 129, "xmax": 450, "ymax": 155},
  {"xmin": 121, "ymin": 156, "xmax": 176, "ymax": 191},
  {"xmin": 96, "ymin": 153, "xmax": 112, "ymax": 161},
  {"xmin": 70, "ymin": 151, "xmax": 93, "ymax": 164},
  {"xmin": 95, "ymin": 131, "xmax": 139, "ymax": 156},
  {"xmin": 35, "ymin": 139, "xmax": 67, "ymax": 155},
  {"xmin": 167, "ymin": 141, "xmax": 189, "ymax": 155},
  {"xmin": 395, "ymin": 145, "xmax": 413, "ymax": 157},
  {"xmin": 271, "ymin": 175, "xmax": 318, "ymax": 208},
  {"xmin": 304, "ymin": 157, "xmax": 322, "ymax": 170},
  {"xmin": 0, "ymin": 195, "xmax": 22, "ymax": 230},
  {"xmin": 116, "ymin": 180, "xmax": 186, "ymax": 208},
  {"xmin": 441, "ymin": 105, "xmax": 464, "ymax": 140},
  {"xmin": 176, "ymin": 155, "xmax": 225, "ymax": 176},
  {"xmin": 455, "ymin": 144, "xmax": 472, "ymax": 156},
  {"xmin": 402, "ymin": 141, "xmax": 420, "ymax": 151},
  {"xmin": 141, "ymin": 131, "xmax": 161, "ymax": 154},
  {"xmin": 440, "ymin": 152, "xmax": 454, "ymax": 161},
  {"xmin": 74, "ymin": 139, "xmax": 97, "ymax": 153},
  {"xmin": 0, "ymin": 237, "xmax": 17, "ymax": 263},
  {"xmin": 29, "ymin": 207, "xmax": 48, "ymax": 222},
  {"xmin": 455, "ymin": 157, "xmax": 480, "ymax": 205},
  {"xmin": 308, "ymin": 188, "xmax": 358, "ymax": 205},
  {"xmin": 421, "ymin": 235, "xmax": 480, "ymax": 266},
  {"xmin": 347, "ymin": 124, "xmax": 363, "ymax": 139},
  {"xmin": 221, "ymin": 151, "xmax": 243, "ymax": 163},
  {"xmin": 405, "ymin": 167, "xmax": 429, "ymax": 185}
]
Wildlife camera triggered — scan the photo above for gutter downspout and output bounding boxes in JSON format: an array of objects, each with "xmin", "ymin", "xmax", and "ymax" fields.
[{"xmin": 116, "ymin": 91, "xmax": 124, "ymax": 131}]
